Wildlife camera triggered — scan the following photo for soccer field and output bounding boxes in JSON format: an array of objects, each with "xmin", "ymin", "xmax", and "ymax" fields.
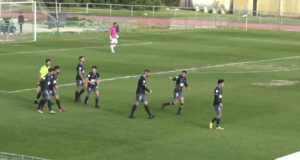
[{"xmin": 1, "ymin": 29, "xmax": 300, "ymax": 160}]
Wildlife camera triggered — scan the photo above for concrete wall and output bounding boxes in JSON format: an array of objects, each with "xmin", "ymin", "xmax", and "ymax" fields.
[
  {"xmin": 232, "ymin": 0, "xmax": 253, "ymax": 14},
  {"xmin": 182, "ymin": 0, "xmax": 233, "ymax": 12},
  {"xmin": 258, "ymin": 0, "xmax": 280, "ymax": 13},
  {"xmin": 233, "ymin": 0, "xmax": 249, "ymax": 10}
]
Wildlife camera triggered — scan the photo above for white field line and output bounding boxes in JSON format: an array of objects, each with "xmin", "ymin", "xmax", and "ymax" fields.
[
  {"xmin": 194, "ymin": 68, "xmax": 300, "ymax": 74},
  {"xmin": 0, "ymin": 42, "xmax": 153, "ymax": 56},
  {"xmin": 0, "ymin": 90, "xmax": 8, "ymax": 93},
  {"xmin": 191, "ymin": 35, "xmax": 300, "ymax": 45},
  {"xmin": 0, "ymin": 30, "xmax": 198, "ymax": 44},
  {"xmin": 7, "ymin": 55, "xmax": 300, "ymax": 93}
]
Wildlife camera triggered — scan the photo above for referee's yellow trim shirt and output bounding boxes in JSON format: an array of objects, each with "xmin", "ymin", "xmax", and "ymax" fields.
[{"xmin": 39, "ymin": 65, "xmax": 50, "ymax": 78}]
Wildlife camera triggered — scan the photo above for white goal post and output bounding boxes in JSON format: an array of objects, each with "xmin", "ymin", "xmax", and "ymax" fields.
[{"xmin": 0, "ymin": 1, "xmax": 36, "ymax": 42}]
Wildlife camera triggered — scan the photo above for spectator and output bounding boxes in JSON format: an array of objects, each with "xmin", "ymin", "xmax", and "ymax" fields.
[
  {"xmin": 5, "ymin": 18, "xmax": 9, "ymax": 34},
  {"xmin": 0, "ymin": 18, "xmax": 5, "ymax": 35},
  {"xmin": 18, "ymin": 12, "xmax": 24, "ymax": 35},
  {"xmin": 9, "ymin": 17, "xmax": 16, "ymax": 34}
]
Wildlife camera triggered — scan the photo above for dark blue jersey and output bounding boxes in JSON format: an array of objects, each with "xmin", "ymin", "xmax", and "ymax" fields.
[
  {"xmin": 50, "ymin": 73, "xmax": 58, "ymax": 90},
  {"xmin": 136, "ymin": 76, "xmax": 150, "ymax": 94},
  {"xmin": 76, "ymin": 63, "xmax": 85, "ymax": 80},
  {"xmin": 41, "ymin": 74, "xmax": 52, "ymax": 91},
  {"xmin": 172, "ymin": 75, "xmax": 188, "ymax": 92},
  {"xmin": 87, "ymin": 71, "xmax": 100, "ymax": 87},
  {"xmin": 213, "ymin": 86, "xmax": 223, "ymax": 106}
]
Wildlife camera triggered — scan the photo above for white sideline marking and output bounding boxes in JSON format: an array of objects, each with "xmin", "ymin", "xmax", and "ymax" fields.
[
  {"xmin": 195, "ymin": 68, "xmax": 300, "ymax": 74},
  {"xmin": 0, "ymin": 90, "xmax": 8, "ymax": 93},
  {"xmin": 0, "ymin": 42, "xmax": 153, "ymax": 56},
  {"xmin": 7, "ymin": 55, "xmax": 300, "ymax": 93}
]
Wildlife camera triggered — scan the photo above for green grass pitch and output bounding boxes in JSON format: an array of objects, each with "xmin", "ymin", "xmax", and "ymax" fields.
[{"xmin": 0, "ymin": 29, "xmax": 300, "ymax": 160}]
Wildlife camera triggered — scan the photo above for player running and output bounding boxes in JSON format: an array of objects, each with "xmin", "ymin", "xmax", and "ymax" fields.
[
  {"xmin": 210, "ymin": 79, "xmax": 225, "ymax": 130},
  {"xmin": 75, "ymin": 56, "xmax": 87, "ymax": 102},
  {"xmin": 110, "ymin": 22, "xmax": 118, "ymax": 53},
  {"xmin": 84, "ymin": 66, "xmax": 100, "ymax": 108},
  {"xmin": 37, "ymin": 68, "xmax": 55, "ymax": 114},
  {"xmin": 34, "ymin": 59, "xmax": 51, "ymax": 104},
  {"xmin": 161, "ymin": 70, "xmax": 191, "ymax": 115},
  {"xmin": 129, "ymin": 69, "xmax": 156, "ymax": 119},
  {"xmin": 50, "ymin": 66, "xmax": 66, "ymax": 112}
]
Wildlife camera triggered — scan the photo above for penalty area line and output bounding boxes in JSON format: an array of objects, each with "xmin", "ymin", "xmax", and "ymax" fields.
[{"xmin": 7, "ymin": 55, "xmax": 300, "ymax": 93}]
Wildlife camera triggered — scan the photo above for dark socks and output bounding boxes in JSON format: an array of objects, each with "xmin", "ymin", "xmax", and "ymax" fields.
[
  {"xmin": 211, "ymin": 117, "xmax": 217, "ymax": 123},
  {"xmin": 75, "ymin": 91, "xmax": 79, "ymax": 100},
  {"xmin": 144, "ymin": 105, "xmax": 151, "ymax": 116},
  {"xmin": 217, "ymin": 118, "xmax": 221, "ymax": 127},
  {"xmin": 95, "ymin": 97, "xmax": 99, "ymax": 106},
  {"xmin": 177, "ymin": 107, "xmax": 182, "ymax": 113},
  {"xmin": 164, "ymin": 102, "xmax": 174, "ymax": 106},
  {"xmin": 130, "ymin": 105, "xmax": 137, "ymax": 116},
  {"xmin": 56, "ymin": 99, "xmax": 61, "ymax": 109},
  {"xmin": 84, "ymin": 96, "xmax": 89, "ymax": 104},
  {"xmin": 37, "ymin": 99, "xmax": 46, "ymax": 110},
  {"xmin": 79, "ymin": 89, "xmax": 85, "ymax": 96},
  {"xmin": 177, "ymin": 103, "xmax": 183, "ymax": 113},
  {"xmin": 47, "ymin": 100, "xmax": 52, "ymax": 111},
  {"xmin": 36, "ymin": 93, "xmax": 41, "ymax": 100}
]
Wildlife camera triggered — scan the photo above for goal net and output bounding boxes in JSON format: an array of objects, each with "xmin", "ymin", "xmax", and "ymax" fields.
[
  {"xmin": 43, "ymin": 19, "xmax": 137, "ymax": 35},
  {"xmin": 170, "ymin": 18, "xmax": 218, "ymax": 29},
  {"xmin": 0, "ymin": 1, "xmax": 36, "ymax": 42}
]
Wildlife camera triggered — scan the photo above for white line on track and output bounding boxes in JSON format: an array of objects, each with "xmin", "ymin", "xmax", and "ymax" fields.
[
  {"xmin": 0, "ymin": 42, "xmax": 153, "ymax": 56},
  {"xmin": 6, "ymin": 55, "xmax": 300, "ymax": 93}
]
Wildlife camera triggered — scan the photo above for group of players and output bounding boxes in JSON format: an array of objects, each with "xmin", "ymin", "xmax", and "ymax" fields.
[
  {"xmin": 128, "ymin": 70, "xmax": 225, "ymax": 130},
  {"xmin": 34, "ymin": 59, "xmax": 66, "ymax": 113},
  {"xmin": 34, "ymin": 56, "xmax": 100, "ymax": 114},
  {"xmin": 33, "ymin": 22, "xmax": 225, "ymax": 130}
]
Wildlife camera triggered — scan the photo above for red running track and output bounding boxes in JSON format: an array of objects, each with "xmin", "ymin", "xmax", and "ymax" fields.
[{"xmin": 2, "ymin": 12, "xmax": 300, "ymax": 31}]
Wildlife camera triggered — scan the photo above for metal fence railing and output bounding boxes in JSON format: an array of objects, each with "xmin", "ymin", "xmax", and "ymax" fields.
[
  {"xmin": 34, "ymin": 2, "xmax": 300, "ymax": 19},
  {"xmin": 169, "ymin": 17, "xmax": 300, "ymax": 31},
  {"xmin": 0, "ymin": 152, "xmax": 51, "ymax": 160}
]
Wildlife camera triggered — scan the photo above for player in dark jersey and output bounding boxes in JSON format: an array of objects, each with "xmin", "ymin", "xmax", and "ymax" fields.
[
  {"xmin": 161, "ymin": 70, "xmax": 191, "ymax": 115},
  {"xmin": 37, "ymin": 68, "xmax": 56, "ymax": 114},
  {"xmin": 50, "ymin": 66, "xmax": 67, "ymax": 112},
  {"xmin": 210, "ymin": 79, "xmax": 225, "ymax": 130},
  {"xmin": 84, "ymin": 66, "xmax": 100, "ymax": 108},
  {"xmin": 75, "ymin": 56, "xmax": 87, "ymax": 102},
  {"xmin": 129, "ymin": 70, "xmax": 156, "ymax": 119}
]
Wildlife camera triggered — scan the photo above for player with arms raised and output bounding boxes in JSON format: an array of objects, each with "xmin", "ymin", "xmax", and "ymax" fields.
[
  {"xmin": 110, "ymin": 22, "xmax": 118, "ymax": 53},
  {"xmin": 84, "ymin": 66, "xmax": 100, "ymax": 108},
  {"xmin": 161, "ymin": 71, "xmax": 191, "ymax": 115}
]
